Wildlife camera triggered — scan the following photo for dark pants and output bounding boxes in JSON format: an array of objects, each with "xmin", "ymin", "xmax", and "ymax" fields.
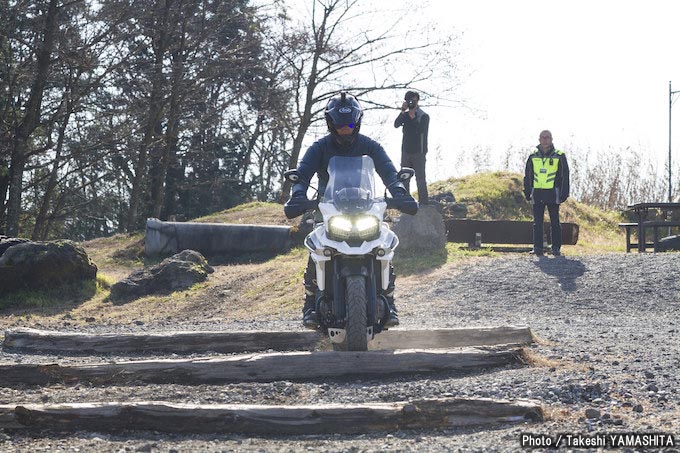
[
  {"xmin": 401, "ymin": 152, "xmax": 428, "ymax": 204},
  {"xmin": 532, "ymin": 201, "xmax": 561, "ymax": 252}
]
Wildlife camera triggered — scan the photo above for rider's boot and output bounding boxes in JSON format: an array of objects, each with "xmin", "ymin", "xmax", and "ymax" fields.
[
  {"xmin": 302, "ymin": 260, "xmax": 319, "ymax": 329},
  {"xmin": 382, "ymin": 266, "xmax": 399, "ymax": 328},
  {"xmin": 302, "ymin": 290, "xmax": 319, "ymax": 330},
  {"xmin": 383, "ymin": 293, "xmax": 399, "ymax": 328}
]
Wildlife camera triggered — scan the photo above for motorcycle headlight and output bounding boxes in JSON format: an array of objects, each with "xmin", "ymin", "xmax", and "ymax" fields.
[{"xmin": 328, "ymin": 215, "xmax": 380, "ymax": 241}]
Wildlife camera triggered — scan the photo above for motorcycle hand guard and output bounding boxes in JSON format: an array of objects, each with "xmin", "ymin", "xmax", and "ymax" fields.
[
  {"xmin": 386, "ymin": 196, "xmax": 418, "ymax": 216},
  {"xmin": 284, "ymin": 197, "xmax": 319, "ymax": 219}
]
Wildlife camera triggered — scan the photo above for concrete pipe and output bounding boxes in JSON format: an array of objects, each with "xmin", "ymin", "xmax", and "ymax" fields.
[{"xmin": 145, "ymin": 218, "xmax": 295, "ymax": 257}]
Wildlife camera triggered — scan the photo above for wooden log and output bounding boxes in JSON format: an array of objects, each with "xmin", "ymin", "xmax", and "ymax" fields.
[
  {"xmin": 2, "ymin": 326, "xmax": 534, "ymax": 355},
  {"xmin": 0, "ymin": 346, "xmax": 525, "ymax": 387},
  {"xmin": 2, "ymin": 328, "xmax": 323, "ymax": 354},
  {"xmin": 0, "ymin": 398, "xmax": 543, "ymax": 433},
  {"xmin": 372, "ymin": 326, "xmax": 533, "ymax": 350}
]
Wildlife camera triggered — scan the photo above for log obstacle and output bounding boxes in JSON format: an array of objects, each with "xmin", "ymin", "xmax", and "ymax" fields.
[
  {"xmin": 2, "ymin": 326, "xmax": 534, "ymax": 355},
  {"xmin": 0, "ymin": 398, "xmax": 543, "ymax": 433},
  {"xmin": 0, "ymin": 346, "xmax": 526, "ymax": 387}
]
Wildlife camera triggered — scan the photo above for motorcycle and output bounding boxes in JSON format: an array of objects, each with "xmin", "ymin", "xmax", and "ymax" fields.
[{"xmin": 284, "ymin": 155, "xmax": 417, "ymax": 351}]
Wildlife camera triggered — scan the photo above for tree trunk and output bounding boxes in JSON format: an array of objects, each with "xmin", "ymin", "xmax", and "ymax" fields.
[
  {"xmin": 0, "ymin": 346, "xmax": 525, "ymax": 387},
  {"xmin": 0, "ymin": 398, "xmax": 543, "ymax": 433},
  {"xmin": 278, "ymin": 4, "xmax": 328, "ymax": 202},
  {"xmin": 32, "ymin": 85, "xmax": 73, "ymax": 240},
  {"xmin": 2, "ymin": 326, "xmax": 534, "ymax": 355},
  {"xmin": 152, "ymin": 7, "xmax": 188, "ymax": 220},
  {"xmin": 5, "ymin": 0, "xmax": 60, "ymax": 236},
  {"xmin": 126, "ymin": 0, "xmax": 172, "ymax": 231}
]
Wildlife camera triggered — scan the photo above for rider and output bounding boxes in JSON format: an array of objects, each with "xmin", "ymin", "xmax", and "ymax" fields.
[{"xmin": 287, "ymin": 92, "xmax": 415, "ymax": 329}]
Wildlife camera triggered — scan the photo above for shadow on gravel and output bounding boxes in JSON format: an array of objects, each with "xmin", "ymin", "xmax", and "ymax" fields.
[{"xmin": 532, "ymin": 257, "xmax": 586, "ymax": 292}]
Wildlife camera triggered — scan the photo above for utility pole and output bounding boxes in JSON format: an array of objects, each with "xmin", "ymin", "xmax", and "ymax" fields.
[{"xmin": 669, "ymin": 81, "xmax": 680, "ymax": 202}]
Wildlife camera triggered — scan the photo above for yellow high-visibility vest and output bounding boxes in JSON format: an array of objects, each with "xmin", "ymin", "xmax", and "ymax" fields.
[{"xmin": 531, "ymin": 150, "xmax": 564, "ymax": 189}]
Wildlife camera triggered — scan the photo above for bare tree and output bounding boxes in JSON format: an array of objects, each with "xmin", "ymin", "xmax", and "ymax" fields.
[
  {"xmin": 4, "ymin": 0, "xmax": 61, "ymax": 236},
  {"xmin": 276, "ymin": 0, "xmax": 461, "ymax": 200}
]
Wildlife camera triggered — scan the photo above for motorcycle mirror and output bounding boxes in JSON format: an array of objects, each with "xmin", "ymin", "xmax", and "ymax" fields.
[
  {"xmin": 284, "ymin": 169, "xmax": 301, "ymax": 183},
  {"xmin": 398, "ymin": 167, "xmax": 415, "ymax": 181}
]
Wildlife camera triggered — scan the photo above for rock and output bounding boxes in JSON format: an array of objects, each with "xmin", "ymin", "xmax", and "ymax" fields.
[
  {"xmin": 632, "ymin": 404, "xmax": 644, "ymax": 413},
  {"xmin": 440, "ymin": 202, "xmax": 468, "ymax": 219},
  {"xmin": 391, "ymin": 204, "xmax": 446, "ymax": 252},
  {"xmin": 585, "ymin": 408, "xmax": 600, "ymax": 419},
  {"xmin": 431, "ymin": 191, "xmax": 456, "ymax": 203},
  {"xmin": 0, "ymin": 236, "xmax": 30, "ymax": 255},
  {"xmin": 0, "ymin": 239, "xmax": 97, "ymax": 292},
  {"xmin": 110, "ymin": 249, "xmax": 213, "ymax": 301},
  {"xmin": 657, "ymin": 234, "xmax": 680, "ymax": 251}
]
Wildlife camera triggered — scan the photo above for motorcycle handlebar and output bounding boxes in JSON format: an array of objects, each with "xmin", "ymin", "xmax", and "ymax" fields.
[{"xmin": 285, "ymin": 196, "xmax": 418, "ymax": 219}]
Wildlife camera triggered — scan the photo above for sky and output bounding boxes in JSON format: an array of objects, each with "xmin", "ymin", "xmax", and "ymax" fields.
[{"xmin": 359, "ymin": 0, "xmax": 680, "ymax": 184}]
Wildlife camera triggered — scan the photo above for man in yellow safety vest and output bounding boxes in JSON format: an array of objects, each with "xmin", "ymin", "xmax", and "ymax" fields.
[{"xmin": 523, "ymin": 130, "xmax": 570, "ymax": 256}]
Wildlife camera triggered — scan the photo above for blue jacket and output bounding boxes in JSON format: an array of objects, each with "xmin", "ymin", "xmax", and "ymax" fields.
[{"xmin": 294, "ymin": 134, "xmax": 402, "ymax": 197}]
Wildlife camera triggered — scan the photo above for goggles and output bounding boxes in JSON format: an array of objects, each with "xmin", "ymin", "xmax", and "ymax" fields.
[{"xmin": 333, "ymin": 123, "xmax": 355, "ymax": 130}]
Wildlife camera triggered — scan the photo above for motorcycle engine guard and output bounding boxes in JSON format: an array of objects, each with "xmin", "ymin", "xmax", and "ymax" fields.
[{"xmin": 327, "ymin": 327, "xmax": 375, "ymax": 344}]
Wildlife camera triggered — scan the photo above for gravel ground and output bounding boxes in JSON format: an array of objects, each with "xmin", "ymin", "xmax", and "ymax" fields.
[{"xmin": 0, "ymin": 252, "xmax": 679, "ymax": 452}]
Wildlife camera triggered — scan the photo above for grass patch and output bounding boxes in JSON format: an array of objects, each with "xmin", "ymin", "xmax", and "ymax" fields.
[
  {"xmin": 429, "ymin": 171, "xmax": 532, "ymax": 220},
  {"xmin": 96, "ymin": 273, "xmax": 115, "ymax": 291},
  {"xmin": 82, "ymin": 233, "xmax": 146, "ymax": 270},
  {"xmin": 0, "ymin": 278, "xmax": 99, "ymax": 312},
  {"xmin": 193, "ymin": 202, "xmax": 295, "ymax": 226},
  {"xmin": 429, "ymin": 171, "xmax": 628, "ymax": 253},
  {"xmin": 395, "ymin": 243, "xmax": 496, "ymax": 276}
]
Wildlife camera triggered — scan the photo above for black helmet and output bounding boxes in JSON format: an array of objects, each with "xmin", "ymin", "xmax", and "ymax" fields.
[{"xmin": 325, "ymin": 92, "xmax": 363, "ymax": 147}]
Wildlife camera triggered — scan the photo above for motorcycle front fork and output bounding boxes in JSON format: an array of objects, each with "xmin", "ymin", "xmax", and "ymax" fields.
[{"xmin": 305, "ymin": 255, "xmax": 392, "ymax": 331}]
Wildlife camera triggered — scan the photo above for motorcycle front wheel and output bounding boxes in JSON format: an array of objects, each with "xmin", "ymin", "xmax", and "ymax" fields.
[{"xmin": 332, "ymin": 275, "xmax": 368, "ymax": 351}]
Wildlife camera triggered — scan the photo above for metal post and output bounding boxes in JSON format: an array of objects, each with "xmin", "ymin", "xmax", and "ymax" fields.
[{"xmin": 670, "ymin": 81, "xmax": 680, "ymax": 203}]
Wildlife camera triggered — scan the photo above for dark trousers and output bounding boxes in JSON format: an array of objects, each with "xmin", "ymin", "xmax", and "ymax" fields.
[
  {"xmin": 401, "ymin": 152, "xmax": 428, "ymax": 204},
  {"xmin": 532, "ymin": 201, "xmax": 561, "ymax": 252}
]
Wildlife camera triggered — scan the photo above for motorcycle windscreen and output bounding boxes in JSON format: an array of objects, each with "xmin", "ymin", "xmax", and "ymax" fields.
[{"xmin": 324, "ymin": 156, "xmax": 377, "ymax": 213}]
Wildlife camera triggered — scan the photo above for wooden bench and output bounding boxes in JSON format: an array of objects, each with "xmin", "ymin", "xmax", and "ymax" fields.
[
  {"xmin": 619, "ymin": 221, "xmax": 680, "ymax": 252},
  {"xmin": 445, "ymin": 219, "xmax": 579, "ymax": 251}
]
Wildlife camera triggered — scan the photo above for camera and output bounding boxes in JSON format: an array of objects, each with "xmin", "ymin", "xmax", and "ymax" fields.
[{"xmin": 407, "ymin": 99, "xmax": 416, "ymax": 109}]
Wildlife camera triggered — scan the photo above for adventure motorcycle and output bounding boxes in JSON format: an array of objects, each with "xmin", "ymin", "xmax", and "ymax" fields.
[{"xmin": 284, "ymin": 155, "xmax": 417, "ymax": 351}]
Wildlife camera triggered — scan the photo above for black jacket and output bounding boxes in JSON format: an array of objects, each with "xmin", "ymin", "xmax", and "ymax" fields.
[
  {"xmin": 523, "ymin": 145, "xmax": 570, "ymax": 204},
  {"xmin": 394, "ymin": 108, "xmax": 429, "ymax": 154},
  {"xmin": 294, "ymin": 134, "xmax": 402, "ymax": 197}
]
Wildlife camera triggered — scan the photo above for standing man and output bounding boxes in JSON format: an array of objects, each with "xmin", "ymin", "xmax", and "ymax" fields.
[
  {"xmin": 523, "ymin": 130, "xmax": 570, "ymax": 256},
  {"xmin": 394, "ymin": 90, "xmax": 430, "ymax": 204}
]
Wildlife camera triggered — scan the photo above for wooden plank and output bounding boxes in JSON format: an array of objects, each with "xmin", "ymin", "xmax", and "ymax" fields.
[
  {"xmin": 0, "ymin": 346, "xmax": 525, "ymax": 387},
  {"xmin": 0, "ymin": 398, "xmax": 543, "ymax": 433},
  {"xmin": 2, "ymin": 328, "xmax": 323, "ymax": 354},
  {"xmin": 3, "ymin": 326, "xmax": 534, "ymax": 355},
  {"xmin": 372, "ymin": 326, "xmax": 533, "ymax": 350},
  {"xmin": 445, "ymin": 219, "xmax": 579, "ymax": 245}
]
